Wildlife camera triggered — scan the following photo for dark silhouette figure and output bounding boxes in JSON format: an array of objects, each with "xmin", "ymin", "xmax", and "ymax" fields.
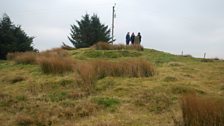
[
  {"xmin": 125, "ymin": 32, "xmax": 130, "ymax": 45},
  {"xmin": 131, "ymin": 32, "xmax": 135, "ymax": 45}
]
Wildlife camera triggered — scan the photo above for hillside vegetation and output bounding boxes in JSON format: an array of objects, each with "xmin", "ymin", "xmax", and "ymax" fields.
[{"xmin": 0, "ymin": 45, "xmax": 224, "ymax": 126}]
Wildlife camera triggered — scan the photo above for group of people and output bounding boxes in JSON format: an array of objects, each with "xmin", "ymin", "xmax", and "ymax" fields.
[{"xmin": 125, "ymin": 32, "xmax": 142, "ymax": 45}]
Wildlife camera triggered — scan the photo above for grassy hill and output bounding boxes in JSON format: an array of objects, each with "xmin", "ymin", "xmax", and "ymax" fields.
[{"xmin": 0, "ymin": 45, "xmax": 224, "ymax": 126}]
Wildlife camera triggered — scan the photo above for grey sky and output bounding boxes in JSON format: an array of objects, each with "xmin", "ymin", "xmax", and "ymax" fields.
[{"xmin": 0, "ymin": 0, "xmax": 224, "ymax": 58}]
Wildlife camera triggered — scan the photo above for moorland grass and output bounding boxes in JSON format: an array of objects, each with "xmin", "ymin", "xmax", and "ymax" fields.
[{"xmin": 181, "ymin": 94, "xmax": 224, "ymax": 126}]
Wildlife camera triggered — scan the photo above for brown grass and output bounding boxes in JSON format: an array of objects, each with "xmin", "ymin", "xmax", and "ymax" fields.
[
  {"xmin": 37, "ymin": 56, "xmax": 74, "ymax": 74},
  {"xmin": 76, "ymin": 59, "xmax": 155, "ymax": 91},
  {"xmin": 181, "ymin": 94, "xmax": 224, "ymax": 126},
  {"xmin": 40, "ymin": 48, "xmax": 69, "ymax": 58},
  {"xmin": 93, "ymin": 59, "xmax": 155, "ymax": 78},
  {"xmin": 76, "ymin": 62, "xmax": 97, "ymax": 91},
  {"xmin": 15, "ymin": 114, "xmax": 34, "ymax": 126},
  {"xmin": 37, "ymin": 48, "xmax": 75, "ymax": 74},
  {"xmin": 94, "ymin": 42, "xmax": 144, "ymax": 51},
  {"xmin": 7, "ymin": 52, "xmax": 37, "ymax": 64}
]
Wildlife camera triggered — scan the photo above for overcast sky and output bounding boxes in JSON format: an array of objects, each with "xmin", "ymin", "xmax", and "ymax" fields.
[{"xmin": 0, "ymin": 0, "xmax": 224, "ymax": 58}]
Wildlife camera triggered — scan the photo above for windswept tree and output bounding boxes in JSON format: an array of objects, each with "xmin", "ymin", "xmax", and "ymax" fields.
[
  {"xmin": 0, "ymin": 14, "xmax": 34, "ymax": 59},
  {"xmin": 68, "ymin": 14, "xmax": 111, "ymax": 48}
]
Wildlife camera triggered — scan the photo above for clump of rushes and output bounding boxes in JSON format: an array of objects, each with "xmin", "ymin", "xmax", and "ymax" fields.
[
  {"xmin": 181, "ymin": 94, "xmax": 224, "ymax": 126},
  {"xmin": 76, "ymin": 59, "xmax": 155, "ymax": 91},
  {"xmin": 37, "ymin": 55, "xmax": 74, "ymax": 74}
]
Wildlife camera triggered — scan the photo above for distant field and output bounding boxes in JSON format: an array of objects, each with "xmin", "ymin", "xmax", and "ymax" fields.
[{"xmin": 0, "ymin": 47, "xmax": 224, "ymax": 126}]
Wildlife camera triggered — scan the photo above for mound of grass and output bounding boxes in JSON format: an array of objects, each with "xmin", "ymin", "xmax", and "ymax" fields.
[
  {"xmin": 135, "ymin": 89, "xmax": 173, "ymax": 113},
  {"xmin": 168, "ymin": 62, "xmax": 185, "ymax": 67},
  {"xmin": 83, "ymin": 50, "xmax": 142, "ymax": 58},
  {"xmin": 171, "ymin": 85, "xmax": 205, "ymax": 95},
  {"xmin": 181, "ymin": 94, "xmax": 224, "ymax": 126},
  {"xmin": 163, "ymin": 76, "xmax": 177, "ymax": 82}
]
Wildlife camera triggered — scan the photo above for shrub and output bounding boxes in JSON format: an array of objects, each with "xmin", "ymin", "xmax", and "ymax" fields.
[
  {"xmin": 7, "ymin": 52, "xmax": 37, "ymax": 64},
  {"xmin": 181, "ymin": 94, "xmax": 224, "ymax": 126},
  {"xmin": 95, "ymin": 41, "xmax": 112, "ymax": 50}
]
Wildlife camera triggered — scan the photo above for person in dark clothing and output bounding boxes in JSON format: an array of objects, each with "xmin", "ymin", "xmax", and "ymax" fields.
[
  {"xmin": 131, "ymin": 32, "xmax": 135, "ymax": 45},
  {"xmin": 125, "ymin": 32, "xmax": 130, "ymax": 45},
  {"xmin": 138, "ymin": 32, "xmax": 142, "ymax": 44}
]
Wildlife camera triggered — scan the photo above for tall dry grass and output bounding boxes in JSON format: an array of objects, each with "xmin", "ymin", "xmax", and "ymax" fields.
[
  {"xmin": 93, "ymin": 59, "xmax": 155, "ymax": 78},
  {"xmin": 76, "ymin": 59, "xmax": 155, "ymax": 91},
  {"xmin": 94, "ymin": 42, "xmax": 143, "ymax": 51},
  {"xmin": 6, "ymin": 48, "xmax": 75, "ymax": 74},
  {"xmin": 37, "ymin": 48, "xmax": 75, "ymax": 74},
  {"xmin": 37, "ymin": 56, "xmax": 74, "ymax": 74},
  {"xmin": 76, "ymin": 62, "xmax": 96, "ymax": 91},
  {"xmin": 7, "ymin": 52, "xmax": 37, "ymax": 64},
  {"xmin": 181, "ymin": 94, "xmax": 224, "ymax": 126},
  {"xmin": 40, "ymin": 48, "xmax": 69, "ymax": 58}
]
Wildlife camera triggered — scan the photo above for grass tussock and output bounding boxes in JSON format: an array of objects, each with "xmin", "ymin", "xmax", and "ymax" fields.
[
  {"xmin": 37, "ymin": 48, "xmax": 75, "ymax": 74},
  {"xmin": 76, "ymin": 59, "xmax": 155, "ymax": 92},
  {"xmin": 181, "ymin": 94, "xmax": 224, "ymax": 126},
  {"xmin": 92, "ymin": 59, "xmax": 155, "ymax": 78},
  {"xmin": 94, "ymin": 41, "xmax": 144, "ymax": 51},
  {"xmin": 37, "ymin": 56, "xmax": 74, "ymax": 74},
  {"xmin": 76, "ymin": 62, "xmax": 96, "ymax": 91},
  {"xmin": 7, "ymin": 52, "xmax": 37, "ymax": 64}
]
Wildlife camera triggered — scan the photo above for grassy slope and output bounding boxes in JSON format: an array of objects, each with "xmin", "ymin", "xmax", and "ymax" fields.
[{"xmin": 0, "ymin": 48, "xmax": 224, "ymax": 126}]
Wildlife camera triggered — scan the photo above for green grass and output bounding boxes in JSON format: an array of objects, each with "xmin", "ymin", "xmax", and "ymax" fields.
[{"xmin": 0, "ymin": 47, "xmax": 224, "ymax": 126}]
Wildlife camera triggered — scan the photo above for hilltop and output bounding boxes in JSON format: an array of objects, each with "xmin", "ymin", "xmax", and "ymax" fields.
[{"xmin": 0, "ymin": 45, "xmax": 224, "ymax": 126}]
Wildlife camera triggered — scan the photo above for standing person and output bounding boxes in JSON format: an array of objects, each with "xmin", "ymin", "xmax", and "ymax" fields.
[
  {"xmin": 134, "ymin": 34, "xmax": 140, "ymax": 44},
  {"xmin": 138, "ymin": 32, "xmax": 142, "ymax": 44},
  {"xmin": 125, "ymin": 32, "xmax": 130, "ymax": 45},
  {"xmin": 131, "ymin": 32, "xmax": 135, "ymax": 45}
]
